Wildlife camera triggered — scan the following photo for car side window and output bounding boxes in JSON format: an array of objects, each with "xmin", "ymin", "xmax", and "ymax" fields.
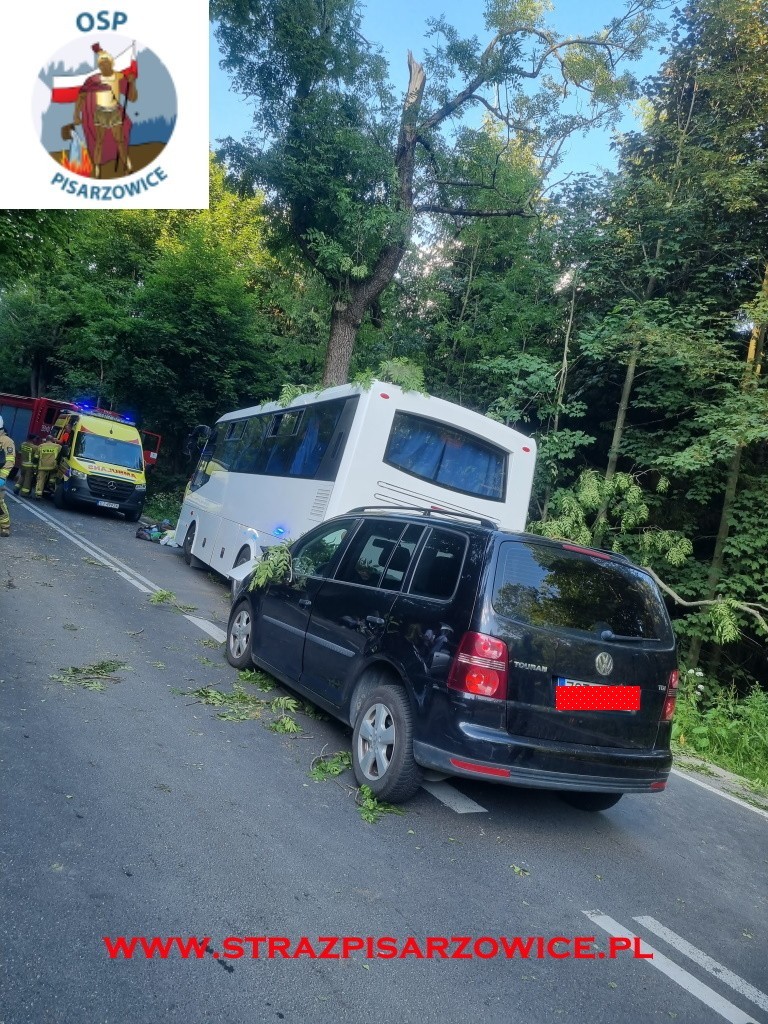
[
  {"xmin": 292, "ymin": 520, "xmax": 355, "ymax": 580},
  {"xmin": 408, "ymin": 528, "xmax": 467, "ymax": 600},
  {"xmin": 335, "ymin": 520, "xmax": 407, "ymax": 589},
  {"xmin": 380, "ymin": 524, "xmax": 425, "ymax": 591}
]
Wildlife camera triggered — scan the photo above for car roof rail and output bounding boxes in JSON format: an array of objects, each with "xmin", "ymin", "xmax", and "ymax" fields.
[{"xmin": 345, "ymin": 505, "xmax": 499, "ymax": 530}]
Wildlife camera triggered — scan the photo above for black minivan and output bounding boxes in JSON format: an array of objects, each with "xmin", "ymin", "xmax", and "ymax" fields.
[{"xmin": 226, "ymin": 508, "xmax": 678, "ymax": 811}]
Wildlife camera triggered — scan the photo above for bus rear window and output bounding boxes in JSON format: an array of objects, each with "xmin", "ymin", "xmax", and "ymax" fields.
[{"xmin": 384, "ymin": 412, "xmax": 506, "ymax": 501}]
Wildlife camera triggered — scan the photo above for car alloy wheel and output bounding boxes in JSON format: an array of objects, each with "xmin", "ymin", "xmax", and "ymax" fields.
[
  {"xmin": 226, "ymin": 599, "xmax": 253, "ymax": 669},
  {"xmin": 351, "ymin": 683, "xmax": 422, "ymax": 803},
  {"xmin": 357, "ymin": 702, "xmax": 395, "ymax": 782}
]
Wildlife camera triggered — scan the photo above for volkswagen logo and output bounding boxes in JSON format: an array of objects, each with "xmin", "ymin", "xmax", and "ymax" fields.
[{"xmin": 595, "ymin": 652, "xmax": 613, "ymax": 676}]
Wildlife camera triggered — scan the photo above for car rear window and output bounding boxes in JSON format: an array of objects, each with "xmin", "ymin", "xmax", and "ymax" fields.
[{"xmin": 492, "ymin": 542, "xmax": 671, "ymax": 640}]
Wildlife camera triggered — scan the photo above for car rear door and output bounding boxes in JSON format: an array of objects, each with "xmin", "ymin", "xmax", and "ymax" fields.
[{"xmin": 487, "ymin": 540, "xmax": 676, "ymax": 749}]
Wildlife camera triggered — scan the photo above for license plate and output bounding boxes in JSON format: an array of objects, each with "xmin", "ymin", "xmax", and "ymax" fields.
[
  {"xmin": 97, "ymin": 500, "xmax": 120, "ymax": 509},
  {"xmin": 555, "ymin": 678, "xmax": 640, "ymax": 712}
]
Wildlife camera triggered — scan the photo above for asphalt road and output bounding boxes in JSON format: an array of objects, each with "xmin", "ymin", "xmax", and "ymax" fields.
[{"xmin": 1, "ymin": 495, "xmax": 766, "ymax": 1024}]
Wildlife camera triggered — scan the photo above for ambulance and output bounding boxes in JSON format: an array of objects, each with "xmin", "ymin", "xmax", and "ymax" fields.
[{"xmin": 49, "ymin": 409, "xmax": 147, "ymax": 521}]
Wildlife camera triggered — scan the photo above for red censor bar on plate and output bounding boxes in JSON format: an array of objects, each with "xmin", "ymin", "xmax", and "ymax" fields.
[{"xmin": 555, "ymin": 685, "xmax": 641, "ymax": 712}]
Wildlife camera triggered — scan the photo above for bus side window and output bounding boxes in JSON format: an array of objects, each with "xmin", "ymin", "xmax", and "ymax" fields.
[{"xmin": 232, "ymin": 416, "xmax": 269, "ymax": 474}]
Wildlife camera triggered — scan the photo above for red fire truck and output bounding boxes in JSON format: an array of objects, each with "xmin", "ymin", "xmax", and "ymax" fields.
[{"xmin": 0, "ymin": 394, "xmax": 162, "ymax": 469}]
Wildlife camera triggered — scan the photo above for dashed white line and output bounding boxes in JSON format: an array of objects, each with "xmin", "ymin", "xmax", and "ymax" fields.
[
  {"xmin": 421, "ymin": 781, "xmax": 487, "ymax": 813},
  {"xmin": 10, "ymin": 496, "xmax": 230, "ymax": 642},
  {"xmin": 12, "ymin": 495, "xmax": 157, "ymax": 594},
  {"xmin": 671, "ymin": 768, "xmax": 768, "ymax": 821},
  {"xmin": 634, "ymin": 916, "xmax": 768, "ymax": 1013},
  {"xmin": 584, "ymin": 912, "xmax": 759, "ymax": 1024},
  {"xmin": 184, "ymin": 615, "xmax": 227, "ymax": 644}
]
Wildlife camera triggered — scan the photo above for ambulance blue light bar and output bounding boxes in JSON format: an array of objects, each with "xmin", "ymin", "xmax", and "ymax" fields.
[{"xmin": 74, "ymin": 404, "xmax": 136, "ymax": 426}]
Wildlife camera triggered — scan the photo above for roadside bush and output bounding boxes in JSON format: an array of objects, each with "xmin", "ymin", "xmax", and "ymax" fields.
[
  {"xmin": 144, "ymin": 490, "xmax": 184, "ymax": 524},
  {"xmin": 673, "ymin": 671, "xmax": 768, "ymax": 788}
]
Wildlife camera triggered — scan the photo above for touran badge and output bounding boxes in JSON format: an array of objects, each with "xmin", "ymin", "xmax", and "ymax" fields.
[{"xmin": 595, "ymin": 652, "xmax": 613, "ymax": 676}]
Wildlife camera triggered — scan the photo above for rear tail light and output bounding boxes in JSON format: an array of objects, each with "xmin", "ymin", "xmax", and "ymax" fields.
[
  {"xmin": 447, "ymin": 632, "xmax": 508, "ymax": 699},
  {"xmin": 661, "ymin": 669, "xmax": 679, "ymax": 722}
]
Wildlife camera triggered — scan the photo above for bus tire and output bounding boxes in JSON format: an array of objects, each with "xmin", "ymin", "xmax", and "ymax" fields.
[
  {"xmin": 226, "ymin": 598, "xmax": 254, "ymax": 669},
  {"xmin": 182, "ymin": 524, "xmax": 197, "ymax": 566},
  {"xmin": 351, "ymin": 683, "xmax": 422, "ymax": 804}
]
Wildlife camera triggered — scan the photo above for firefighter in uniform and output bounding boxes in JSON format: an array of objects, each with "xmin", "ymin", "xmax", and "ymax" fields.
[
  {"xmin": 0, "ymin": 415, "xmax": 16, "ymax": 537},
  {"xmin": 14, "ymin": 434, "xmax": 40, "ymax": 497},
  {"xmin": 35, "ymin": 436, "xmax": 63, "ymax": 499}
]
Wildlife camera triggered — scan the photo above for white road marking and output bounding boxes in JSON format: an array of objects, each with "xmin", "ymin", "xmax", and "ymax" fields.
[
  {"xmin": 13, "ymin": 496, "xmax": 156, "ymax": 594},
  {"xmin": 584, "ymin": 912, "xmax": 759, "ymax": 1024},
  {"xmin": 670, "ymin": 768, "xmax": 768, "ymax": 822},
  {"xmin": 634, "ymin": 916, "xmax": 768, "ymax": 1013},
  {"xmin": 14, "ymin": 498, "xmax": 163, "ymax": 591},
  {"xmin": 10, "ymin": 495, "xmax": 227, "ymax": 641},
  {"xmin": 184, "ymin": 615, "xmax": 227, "ymax": 644},
  {"xmin": 421, "ymin": 781, "xmax": 487, "ymax": 813}
]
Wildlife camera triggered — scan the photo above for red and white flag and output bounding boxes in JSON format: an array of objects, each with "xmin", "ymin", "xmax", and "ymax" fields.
[{"xmin": 51, "ymin": 43, "xmax": 138, "ymax": 104}]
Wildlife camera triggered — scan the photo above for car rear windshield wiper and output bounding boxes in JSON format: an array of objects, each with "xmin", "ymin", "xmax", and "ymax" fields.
[{"xmin": 600, "ymin": 630, "xmax": 660, "ymax": 643}]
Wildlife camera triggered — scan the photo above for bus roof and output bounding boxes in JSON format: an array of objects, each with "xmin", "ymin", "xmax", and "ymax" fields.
[{"xmin": 215, "ymin": 380, "xmax": 535, "ymax": 448}]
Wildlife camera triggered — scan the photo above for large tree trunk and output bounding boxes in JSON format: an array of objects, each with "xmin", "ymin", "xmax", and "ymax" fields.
[
  {"xmin": 321, "ymin": 53, "xmax": 426, "ymax": 386},
  {"xmin": 687, "ymin": 270, "xmax": 768, "ymax": 669},
  {"xmin": 323, "ymin": 299, "xmax": 364, "ymax": 386}
]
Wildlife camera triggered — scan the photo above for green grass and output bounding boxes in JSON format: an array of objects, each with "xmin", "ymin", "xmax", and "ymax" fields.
[
  {"xmin": 143, "ymin": 490, "xmax": 184, "ymax": 524},
  {"xmin": 673, "ymin": 681, "xmax": 768, "ymax": 788}
]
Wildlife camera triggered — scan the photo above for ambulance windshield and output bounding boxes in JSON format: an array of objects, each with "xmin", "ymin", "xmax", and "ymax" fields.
[{"xmin": 74, "ymin": 432, "xmax": 143, "ymax": 471}]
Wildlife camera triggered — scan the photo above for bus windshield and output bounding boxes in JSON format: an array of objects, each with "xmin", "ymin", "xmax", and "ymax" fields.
[{"xmin": 74, "ymin": 432, "xmax": 143, "ymax": 471}]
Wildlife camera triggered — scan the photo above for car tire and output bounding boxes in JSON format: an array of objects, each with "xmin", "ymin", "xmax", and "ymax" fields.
[
  {"xmin": 124, "ymin": 506, "xmax": 143, "ymax": 523},
  {"xmin": 226, "ymin": 598, "xmax": 254, "ymax": 669},
  {"xmin": 52, "ymin": 484, "xmax": 67, "ymax": 510},
  {"xmin": 182, "ymin": 524, "xmax": 196, "ymax": 566},
  {"xmin": 559, "ymin": 791, "xmax": 624, "ymax": 812},
  {"xmin": 351, "ymin": 683, "xmax": 422, "ymax": 803}
]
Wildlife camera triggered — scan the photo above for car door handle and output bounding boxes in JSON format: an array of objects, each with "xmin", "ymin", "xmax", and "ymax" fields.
[
  {"xmin": 366, "ymin": 615, "xmax": 385, "ymax": 627},
  {"xmin": 298, "ymin": 598, "xmax": 312, "ymax": 609}
]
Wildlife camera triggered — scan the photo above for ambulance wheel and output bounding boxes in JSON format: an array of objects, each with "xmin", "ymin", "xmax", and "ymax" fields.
[
  {"xmin": 53, "ymin": 484, "xmax": 68, "ymax": 510},
  {"xmin": 125, "ymin": 506, "xmax": 142, "ymax": 523}
]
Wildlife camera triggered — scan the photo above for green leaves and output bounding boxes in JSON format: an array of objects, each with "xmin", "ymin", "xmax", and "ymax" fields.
[{"xmin": 249, "ymin": 543, "xmax": 294, "ymax": 591}]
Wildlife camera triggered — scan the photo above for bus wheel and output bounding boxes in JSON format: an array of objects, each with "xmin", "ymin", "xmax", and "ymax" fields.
[
  {"xmin": 182, "ymin": 524, "xmax": 197, "ymax": 566},
  {"xmin": 226, "ymin": 599, "xmax": 254, "ymax": 669}
]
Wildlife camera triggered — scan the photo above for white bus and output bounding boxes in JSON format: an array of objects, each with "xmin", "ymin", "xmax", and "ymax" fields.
[{"xmin": 175, "ymin": 381, "xmax": 537, "ymax": 585}]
